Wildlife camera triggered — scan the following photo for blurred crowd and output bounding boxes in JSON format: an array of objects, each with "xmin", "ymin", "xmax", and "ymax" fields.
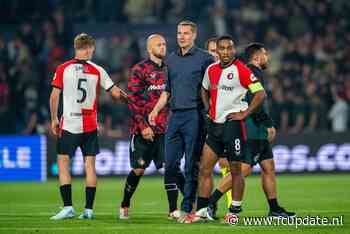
[{"xmin": 0, "ymin": 0, "xmax": 349, "ymax": 136}]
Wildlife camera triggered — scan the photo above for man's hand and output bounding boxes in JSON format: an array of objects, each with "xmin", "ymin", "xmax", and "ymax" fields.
[
  {"xmin": 226, "ymin": 110, "xmax": 249, "ymax": 121},
  {"xmin": 111, "ymin": 86, "xmax": 123, "ymax": 100},
  {"xmin": 148, "ymin": 110, "xmax": 158, "ymax": 126},
  {"xmin": 51, "ymin": 118, "xmax": 59, "ymax": 136},
  {"xmin": 267, "ymin": 127, "xmax": 276, "ymax": 143},
  {"xmin": 141, "ymin": 127, "xmax": 154, "ymax": 141}
]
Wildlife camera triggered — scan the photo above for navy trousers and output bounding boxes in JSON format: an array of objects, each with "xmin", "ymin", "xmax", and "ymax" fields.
[{"xmin": 165, "ymin": 109, "xmax": 205, "ymax": 213}]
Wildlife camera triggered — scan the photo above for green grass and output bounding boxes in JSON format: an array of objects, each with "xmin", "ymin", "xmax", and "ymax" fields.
[{"xmin": 0, "ymin": 174, "xmax": 349, "ymax": 234}]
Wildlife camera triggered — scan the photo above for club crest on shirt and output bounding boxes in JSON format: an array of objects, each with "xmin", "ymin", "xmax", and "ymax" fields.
[
  {"xmin": 250, "ymin": 74, "xmax": 258, "ymax": 82},
  {"xmin": 149, "ymin": 72, "xmax": 157, "ymax": 79},
  {"xmin": 227, "ymin": 73, "xmax": 234, "ymax": 80}
]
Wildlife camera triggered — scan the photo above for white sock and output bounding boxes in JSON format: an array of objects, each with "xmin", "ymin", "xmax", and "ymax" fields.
[{"xmin": 232, "ymin": 200, "xmax": 242, "ymax": 207}]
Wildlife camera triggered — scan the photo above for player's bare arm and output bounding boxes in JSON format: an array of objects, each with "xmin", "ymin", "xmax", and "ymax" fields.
[
  {"xmin": 148, "ymin": 91, "xmax": 170, "ymax": 126},
  {"xmin": 49, "ymin": 87, "xmax": 61, "ymax": 135},
  {"xmin": 227, "ymin": 88, "xmax": 266, "ymax": 121},
  {"xmin": 201, "ymin": 87, "xmax": 210, "ymax": 111},
  {"xmin": 267, "ymin": 127, "xmax": 276, "ymax": 142}
]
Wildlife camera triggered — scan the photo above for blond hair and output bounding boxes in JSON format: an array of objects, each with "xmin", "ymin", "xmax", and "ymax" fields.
[{"xmin": 74, "ymin": 33, "xmax": 96, "ymax": 50}]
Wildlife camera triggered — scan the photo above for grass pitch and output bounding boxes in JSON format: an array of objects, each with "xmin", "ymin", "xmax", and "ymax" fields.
[{"xmin": 0, "ymin": 174, "xmax": 349, "ymax": 234}]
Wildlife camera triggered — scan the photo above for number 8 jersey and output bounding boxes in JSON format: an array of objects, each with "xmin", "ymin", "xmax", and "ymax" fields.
[
  {"xmin": 51, "ymin": 59, "xmax": 114, "ymax": 134},
  {"xmin": 202, "ymin": 59, "xmax": 264, "ymax": 123}
]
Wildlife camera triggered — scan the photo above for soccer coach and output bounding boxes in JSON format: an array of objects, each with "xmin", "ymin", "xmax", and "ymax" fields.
[{"xmin": 149, "ymin": 20, "xmax": 215, "ymax": 218}]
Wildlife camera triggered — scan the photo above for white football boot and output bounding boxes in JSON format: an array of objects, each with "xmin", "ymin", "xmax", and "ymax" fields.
[
  {"xmin": 78, "ymin": 209, "xmax": 94, "ymax": 219},
  {"xmin": 50, "ymin": 206, "xmax": 75, "ymax": 220}
]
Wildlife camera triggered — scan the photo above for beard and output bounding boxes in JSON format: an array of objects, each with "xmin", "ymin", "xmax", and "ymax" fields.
[
  {"xmin": 261, "ymin": 61, "xmax": 268, "ymax": 70},
  {"xmin": 220, "ymin": 56, "xmax": 234, "ymax": 66},
  {"xmin": 153, "ymin": 52, "xmax": 165, "ymax": 59}
]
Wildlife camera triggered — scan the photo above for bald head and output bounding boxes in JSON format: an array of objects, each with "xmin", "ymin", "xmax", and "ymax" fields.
[{"xmin": 146, "ymin": 34, "xmax": 166, "ymax": 59}]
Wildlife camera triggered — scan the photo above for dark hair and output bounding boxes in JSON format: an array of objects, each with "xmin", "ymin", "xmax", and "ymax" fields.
[
  {"xmin": 216, "ymin": 35, "xmax": 235, "ymax": 45},
  {"xmin": 245, "ymin": 43, "xmax": 265, "ymax": 61},
  {"xmin": 205, "ymin": 37, "xmax": 217, "ymax": 49}
]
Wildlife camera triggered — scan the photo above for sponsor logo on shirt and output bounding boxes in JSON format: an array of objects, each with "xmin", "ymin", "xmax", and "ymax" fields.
[
  {"xmin": 211, "ymin": 84, "xmax": 235, "ymax": 91},
  {"xmin": 147, "ymin": 84, "xmax": 166, "ymax": 91}
]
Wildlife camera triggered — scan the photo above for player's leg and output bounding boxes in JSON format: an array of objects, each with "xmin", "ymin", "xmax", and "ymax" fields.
[
  {"xmin": 259, "ymin": 142, "xmax": 295, "ymax": 217},
  {"xmin": 260, "ymin": 159, "xmax": 277, "ymax": 197},
  {"xmin": 120, "ymin": 134, "xmax": 151, "ymax": 219},
  {"xmin": 206, "ymin": 171, "xmax": 231, "ymax": 218},
  {"xmin": 79, "ymin": 156, "xmax": 97, "ymax": 219},
  {"xmin": 207, "ymin": 161, "xmax": 251, "ymax": 209},
  {"xmin": 221, "ymin": 137, "xmax": 262, "ymax": 219},
  {"xmin": 119, "ymin": 167, "xmax": 145, "ymax": 219},
  {"xmin": 79, "ymin": 130, "xmax": 100, "ymax": 219},
  {"xmin": 226, "ymin": 120, "xmax": 246, "ymax": 216},
  {"xmin": 214, "ymin": 159, "xmax": 245, "ymax": 222},
  {"xmin": 228, "ymin": 160, "xmax": 245, "ymax": 211},
  {"xmin": 218, "ymin": 158, "xmax": 231, "ymax": 208},
  {"xmin": 58, "ymin": 154, "xmax": 73, "ymax": 208},
  {"xmin": 50, "ymin": 130, "xmax": 78, "ymax": 220},
  {"xmin": 196, "ymin": 143, "xmax": 218, "ymax": 210}
]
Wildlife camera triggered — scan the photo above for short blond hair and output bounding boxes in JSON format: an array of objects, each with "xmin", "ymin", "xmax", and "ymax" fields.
[
  {"xmin": 74, "ymin": 33, "xmax": 96, "ymax": 50},
  {"xmin": 178, "ymin": 20, "xmax": 197, "ymax": 33}
]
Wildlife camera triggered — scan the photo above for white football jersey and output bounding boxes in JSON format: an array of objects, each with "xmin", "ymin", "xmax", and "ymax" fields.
[
  {"xmin": 51, "ymin": 59, "xmax": 114, "ymax": 133},
  {"xmin": 202, "ymin": 59, "xmax": 263, "ymax": 123}
]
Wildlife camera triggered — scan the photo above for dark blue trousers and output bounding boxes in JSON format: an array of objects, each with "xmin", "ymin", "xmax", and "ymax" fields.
[{"xmin": 165, "ymin": 109, "xmax": 204, "ymax": 213}]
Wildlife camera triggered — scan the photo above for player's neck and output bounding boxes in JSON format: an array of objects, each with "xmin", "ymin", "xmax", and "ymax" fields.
[
  {"xmin": 75, "ymin": 52, "xmax": 90, "ymax": 61},
  {"xmin": 75, "ymin": 56, "xmax": 90, "ymax": 61},
  {"xmin": 220, "ymin": 58, "xmax": 235, "ymax": 68},
  {"xmin": 149, "ymin": 55, "xmax": 162, "ymax": 66},
  {"xmin": 180, "ymin": 43, "xmax": 194, "ymax": 55}
]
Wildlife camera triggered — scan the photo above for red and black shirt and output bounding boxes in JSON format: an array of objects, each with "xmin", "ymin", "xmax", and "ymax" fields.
[{"xmin": 128, "ymin": 59, "xmax": 169, "ymax": 134}]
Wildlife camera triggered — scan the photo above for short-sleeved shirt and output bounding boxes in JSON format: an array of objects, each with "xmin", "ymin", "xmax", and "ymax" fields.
[
  {"xmin": 51, "ymin": 59, "xmax": 114, "ymax": 134},
  {"xmin": 245, "ymin": 64, "xmax": 274, "ymax": 140},
  {"xmin": 165, "ymin": 46, "xmax": 214, "ymax": 110},
  {"xmin": 202, "ymin": 59, "xmax": 264, "ymax": 123}
]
